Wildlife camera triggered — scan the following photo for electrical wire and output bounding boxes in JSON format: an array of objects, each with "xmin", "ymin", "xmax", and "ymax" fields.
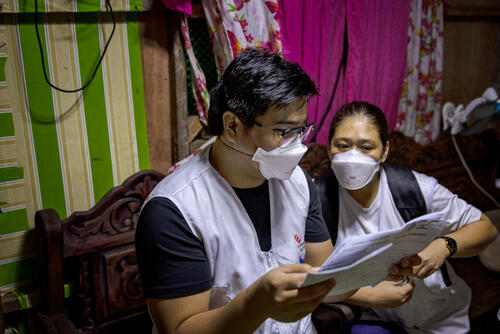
[
  {"xmin": 451, "ymin": 134, "xmax": 500, "ymax": 209},
  {"xmin": 34, "ymin": 0, "xmax": 116, "ymax": 93}
]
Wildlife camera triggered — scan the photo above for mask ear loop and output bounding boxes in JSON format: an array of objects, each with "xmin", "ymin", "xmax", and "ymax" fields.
[
  {"xmin": 244, "ymin": 125, "xmax": 262, "ymax": 150},
  {"xmin": 218, "ymin": 137, "xmax": 254, "ymax": 158},
  {"xmin": 219, "ymin": 118, "xmax": 257, "ymax": 158}
]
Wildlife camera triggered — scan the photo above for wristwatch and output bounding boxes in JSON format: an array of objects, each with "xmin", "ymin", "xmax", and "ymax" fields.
[{"xmin": 434, "ymin": 236, "xmax": 457, "ymax": 257}]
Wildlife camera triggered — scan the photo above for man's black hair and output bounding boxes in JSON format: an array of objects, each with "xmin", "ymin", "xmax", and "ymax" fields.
[{"xmin": 207, "ymin": 48, "xmax": 318, "ymax": 136}]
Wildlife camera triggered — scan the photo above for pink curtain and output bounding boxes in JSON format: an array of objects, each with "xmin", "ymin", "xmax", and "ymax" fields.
[
  {"xmin": 279, "ymin": 0, "xmax": 411, "ymax": 145},
  {"xmin": 278, "ymin": 0, "xmax": 347, "ymax": 145},
  {"xmin": 161, "ymin": 0, "xmax": 192, "ymax": 15}
]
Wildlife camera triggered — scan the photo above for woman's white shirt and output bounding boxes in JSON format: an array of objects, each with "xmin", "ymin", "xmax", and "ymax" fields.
[
  {"xmin": 335, "ymin": 169, "xmax": 481, "ymax": 333},
  {"xmin": 335, "ymin": 169, "xmax": 481, "ymax": 246}
]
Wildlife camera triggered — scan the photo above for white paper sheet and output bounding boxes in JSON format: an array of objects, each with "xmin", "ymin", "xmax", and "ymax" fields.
[{"xmin": 300, "ymin": 212, "xmax": 447, "ymax": 295}]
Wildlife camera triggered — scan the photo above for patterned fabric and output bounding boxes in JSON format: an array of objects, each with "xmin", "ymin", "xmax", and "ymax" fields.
[
  {"xmin": 0, "ymin": 12, "xmax": 149, "ymax": 292},
  {"xmin": 184, "ymin": 0, "xmax": 280, "ymax": 123},
  {"xmin": 396, "ymin": 0, "xmax": 444, "ymax": 144},
  {"xmin": 181, "ymin": 16, "xmax": 209, "ymax": 124},
  {"xmin": 169, "ymin": 0, "xmax": 281, "ymax": 173},
  {"xmin": 202, "ymin": 0, "xmax": 281, "ymax": 75}
]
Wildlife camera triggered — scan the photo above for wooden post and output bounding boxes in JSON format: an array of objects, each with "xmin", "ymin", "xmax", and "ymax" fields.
[
  {"xmin": 168, "ymin": 11, "xmax": 190, "ymax": 162},
  {"xmin": 138, "ymin": 3, "xmax": 174, "ymax": 172},
  {"xmin": 0, "ymin": 292, "xmax": 4, "ymax": 334}
]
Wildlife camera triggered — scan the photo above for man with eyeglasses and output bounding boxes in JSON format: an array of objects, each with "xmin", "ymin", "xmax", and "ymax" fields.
[{"xmin": 136, "ymin": 48, "xmax": 340, "ymax": 334}]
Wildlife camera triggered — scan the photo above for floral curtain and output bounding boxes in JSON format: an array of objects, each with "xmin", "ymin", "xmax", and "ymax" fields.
[
  {"xmin": 201, "ymin": 0, "xmax": 281, "ymax": 74},
  {"xmin": 181, "ymin": 16, "xmax": 210, "ymax": 124},
  {"xmin": 168, "ymin": 0, "xmax": 281, "ymax": 126},
  {"xmin": 395, "ymin": 0, "xmax": 444, "ymax": 144},
  {"xmin": 162, "ymin": 0, "xmax": 281, "ymax": 173}
]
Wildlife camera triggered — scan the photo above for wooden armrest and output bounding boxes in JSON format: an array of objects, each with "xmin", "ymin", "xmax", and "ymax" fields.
[
  {"xmin": 37, "ymin": 312, "xmax": 79, "ymax": 334},
  {"xmin": 312, "ymin": 303, "xmax": 361, "ymax": 334}
]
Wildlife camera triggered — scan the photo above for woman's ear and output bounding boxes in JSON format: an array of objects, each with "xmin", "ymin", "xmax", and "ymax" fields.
[
  {"xmin": 221, "ymin": 111, "xmax": 240, "ymax": 143},
  {"xmin": 381, "ymin": 141, "xmax": 390, "ymax": 163}
]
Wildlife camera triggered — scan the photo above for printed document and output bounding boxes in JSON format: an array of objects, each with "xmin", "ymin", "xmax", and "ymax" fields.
[{"xmin": 300, "ymin": 212, "xmax": 446, "ymax": 295}]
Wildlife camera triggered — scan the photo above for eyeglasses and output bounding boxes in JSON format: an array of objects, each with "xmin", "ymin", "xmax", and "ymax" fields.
[{"xmin": 252, "ymin": 120, "xmax": 315, "ymax": 147}]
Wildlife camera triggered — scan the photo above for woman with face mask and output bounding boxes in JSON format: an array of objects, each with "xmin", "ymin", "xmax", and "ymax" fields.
[{"xmin": 324, "ymin": 101, "xmax": 497, "ymax": 334}]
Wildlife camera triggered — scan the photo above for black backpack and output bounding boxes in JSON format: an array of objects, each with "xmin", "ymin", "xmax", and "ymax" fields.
[{"xmin": 313, "ymin": 164, "xmax": 451, "ymax": 285}]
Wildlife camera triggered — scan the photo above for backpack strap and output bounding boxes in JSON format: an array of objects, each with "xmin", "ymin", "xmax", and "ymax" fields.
[
  {"xmin": 383, "ymin": 164, "xmax": 427, "ymax": 222},
  {"xmin": 383, "ymin": 164, "xmax": 451, "ymax": 286},
  {"xmin": 313, "ymin": 173, "xmax": 339, "ymax": 244}
]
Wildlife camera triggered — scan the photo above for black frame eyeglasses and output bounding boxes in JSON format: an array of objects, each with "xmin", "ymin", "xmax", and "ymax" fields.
[{"xmin": 252, "ymin": 121, "xmax": 315, "ymax": 147}]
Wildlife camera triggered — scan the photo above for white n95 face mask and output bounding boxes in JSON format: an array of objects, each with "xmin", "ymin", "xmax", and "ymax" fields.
[
  {"xmin": 331, "ymin": 149, "xmax": 380, "ymax": 190},
  {"xmin": 252, "ymin": 135, "xmax": 307, "ymax": 180}
]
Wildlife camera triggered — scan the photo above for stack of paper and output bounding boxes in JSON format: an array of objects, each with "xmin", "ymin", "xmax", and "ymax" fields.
[{"xmin": 301, "ymin": 212, "xmax": 447, "ymax": 295}]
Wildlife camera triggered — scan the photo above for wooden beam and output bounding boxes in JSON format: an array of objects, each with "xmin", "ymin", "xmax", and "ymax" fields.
[
  {"xmin": 0, "ymin": 292, "xmax": 4, "ymax": 334},
  {"xmin": 445, "ymin": 7, "xmax": 500, "ymax": 17},
  {"xmin": 142, "ymin": 0, "xmax": 155, "ymax": 11},
  {"xmin": 190, "ymin": 4, "xmax": 205, "ymax": 19},
  {"xmin": 138, "ymin": 6, "xmax": 173, "ymax": 173},
  {"xmin": 168, "ymin": 11, "xmax": 190, "ymax": 162},
  {"xmin": 190, "ymin": 139, "xmax": 208, "ymax": 154},
  {"xmin": 188, "ymin": 115, "xmax": 203, "ymax": 143}
]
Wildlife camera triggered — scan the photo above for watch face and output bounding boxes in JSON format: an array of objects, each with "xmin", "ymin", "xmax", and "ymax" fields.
[
  {"xmin": 447, "ymin": 237, "xmax": 457, "ymax": 249},
  {"xmin": 445, "ymin": 237, "xmax": 457, "ymax": 255}
]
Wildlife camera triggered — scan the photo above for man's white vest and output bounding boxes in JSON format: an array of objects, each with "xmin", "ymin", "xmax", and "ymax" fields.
[{"xmin": 146, "ymin": 143, "xmax": 317, "ymax": 334}]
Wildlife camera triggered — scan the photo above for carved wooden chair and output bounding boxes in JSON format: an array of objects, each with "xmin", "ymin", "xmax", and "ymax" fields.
[{"xmin": 35, "ymin": 170, "xmax": 165, "ymax": 334}]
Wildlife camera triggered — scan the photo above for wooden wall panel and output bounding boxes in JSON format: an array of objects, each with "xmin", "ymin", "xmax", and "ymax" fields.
[{"xmin": 442, "ymin": 0, "xmax": 500, "ymax": 105}]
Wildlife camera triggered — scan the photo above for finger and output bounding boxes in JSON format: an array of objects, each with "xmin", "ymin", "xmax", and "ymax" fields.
[
  {"xmin": 281, "ymin": 287, "xmax": 327, "ymax": 306},
  {"xmin": 411, "ymin": 263, "xmax": 424, "ymax": 276},
  {"xmin": 272, "ymin": 280, "xmax": 333, "ymax": 305},
  {"xmin": 401, "ymin": 254, "xmax": 422, "ymax": 268},
  {"xmin": 415, "ymin": 267, "xmax": 435, "ymax": 279},
  {"xmin": 278, "ymin": 272, "xmax": 310, "ymax": 290},
  {"xmin": 393, "ymin": 279, "xmax": 405, "ymax": 286},
  {"xmin": 385, "ymin": 277, "xmax": 405, "ymax": 284},
  {"xmin": 279, "ymin": 263, "xmax": 313, "ymax": 274},
  {"xmin": 408, "ymin": 277, "xmax": 415, "ymax": 286},
  {"xmin": 289, "ymin": 279, "xmax": 335, "ymax": 302},
  {"xmin": 415, "ymin": 267, "xmax": 426, "ymax": 279},
  {"xmin": 403, "ymin": 288, "xmax": 414, "ymax": 302},
  {"xmin": 399, "ymin": 281, "xmax": 415, "ymax": 294}
]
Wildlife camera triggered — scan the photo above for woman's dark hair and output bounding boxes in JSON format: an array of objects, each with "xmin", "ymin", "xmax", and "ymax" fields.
[
  {"xmin": 207, "ymin": 48, "xmax": 318, "ymax": 135},
  {"xmin": 328, "ymin": 101, "xmax": 389, "ymax": 147}
]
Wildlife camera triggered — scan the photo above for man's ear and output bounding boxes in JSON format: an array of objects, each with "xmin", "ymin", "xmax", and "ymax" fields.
[
  {"xmin": 381, "ymin": 141, "xmax": 390, "ymax": 163},
  {"xmin": 222, "ymin": 111, "xmax": 241, "ymax": 143}
]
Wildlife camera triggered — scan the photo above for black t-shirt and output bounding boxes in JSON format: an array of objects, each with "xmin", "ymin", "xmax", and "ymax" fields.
[{"xmin": 135, "ymin": 171, "xmax": 330, "ymax": 299}]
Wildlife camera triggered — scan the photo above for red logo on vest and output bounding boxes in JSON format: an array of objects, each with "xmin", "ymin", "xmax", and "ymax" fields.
[{"xmin": 294, "ymin": 233, "xmax": 305, "ymax": 253}]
